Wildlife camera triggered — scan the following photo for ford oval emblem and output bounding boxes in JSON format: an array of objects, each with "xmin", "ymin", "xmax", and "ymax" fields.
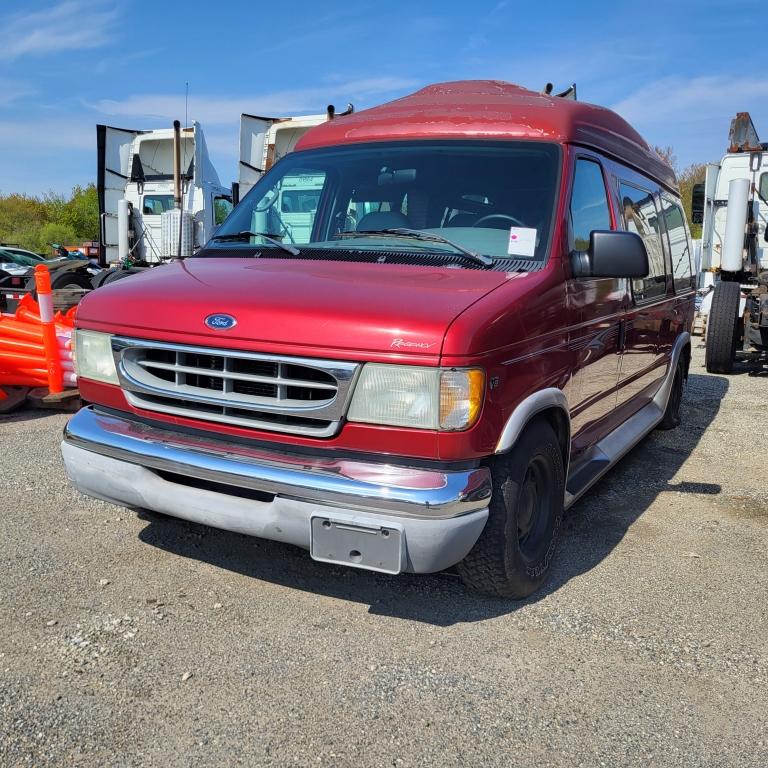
[{"xmin": 204, "ymin": 313, "xmax": 237, "ymax": 330}]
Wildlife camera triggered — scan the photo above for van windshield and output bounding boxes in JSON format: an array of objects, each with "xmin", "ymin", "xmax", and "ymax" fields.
[{"xmin": 208, "ymin": 141, "xmax": 560, "ymax": 263}]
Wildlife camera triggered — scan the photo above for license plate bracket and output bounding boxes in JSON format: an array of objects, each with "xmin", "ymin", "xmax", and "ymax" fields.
[{"xmin": 310, "ymin": 513, "xmax": 406, "ymax": 574}]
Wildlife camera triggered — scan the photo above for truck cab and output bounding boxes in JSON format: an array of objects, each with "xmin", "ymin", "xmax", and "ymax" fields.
[{"xmin": 64, "ymin": 81, "xmax": 693, "ymax": 598}]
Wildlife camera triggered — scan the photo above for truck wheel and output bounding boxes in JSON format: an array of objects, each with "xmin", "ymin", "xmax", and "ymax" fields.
[
  {"xmin": 100, "ymin": 267, "xmax": 144, "ymax": 286},
  {"xmin": 705, "ymin": 282, "xmax": 741, "ymax": 373},
  {"xmin": 457, "ymin": 420, "xmax": 565, "ymax": 599},
  {"xmin": 51, "ymin": 270, "xmax": 93, "ymax": 290},
  {"xmin": 657, "ymin": 358, "xmax": 685, "ymax": 430}
]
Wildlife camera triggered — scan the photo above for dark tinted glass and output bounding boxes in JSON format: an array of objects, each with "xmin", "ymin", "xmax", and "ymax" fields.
[
  {"xmin": 620, "ymin": 182, "xmax": 667, "ymax": 300},
  {"xmin": 570, "ymin": 159, "xmax": 611, "ymax": 251},
  {"xmin": 760, "ymin": 172, "xmax": 768, "ymax": 201},
  {"xmin": 661, "ymin": 194, "xmax": 693, "ymax": 291},
  {"xmin": 211, "ymin": 141, "xmax": 561, "ymax": 263}
]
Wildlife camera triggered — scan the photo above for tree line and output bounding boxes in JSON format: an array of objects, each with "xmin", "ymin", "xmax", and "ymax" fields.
[{"xmin": 0, "ymin": 185, "xmax": 99, "ymax": 255}]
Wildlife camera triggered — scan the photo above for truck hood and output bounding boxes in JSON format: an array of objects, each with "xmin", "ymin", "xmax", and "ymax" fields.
[{"xmin": 76, "ymin": 258, "xmax": 514, "ymax": 357}]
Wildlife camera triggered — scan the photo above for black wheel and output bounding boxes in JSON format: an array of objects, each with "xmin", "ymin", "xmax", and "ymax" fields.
[
  {"xmin": 705, "ymin": 282, "xmax": 741, "ymax": 373},
  {"xmin": 90, "ymin": 269, "xmax": 115, "ymax": 289},
  {"xmin": 458, "ymin": 419, "xmax": 565, "ymax": 598},
  {"xmin": 657, "ymin": 358, "xmax": 685, "ymax": 430},
  {"xmin": 51, "ymin": 269, "xmax": 93, "ymax": 290},
  {"xmin": 100, "ymin": 267, "xmax": 144, "ymax": 286}
]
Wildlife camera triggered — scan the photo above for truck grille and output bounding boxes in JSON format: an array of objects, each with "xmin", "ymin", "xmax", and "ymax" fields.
[{"xmin": 113, "ymin": 338, "xmax": 359, "ymax": 437}]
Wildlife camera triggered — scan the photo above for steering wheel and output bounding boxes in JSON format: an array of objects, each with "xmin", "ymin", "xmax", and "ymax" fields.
[{"xmin": 473, "ymin": 213, "xmax": 525, "ymax": 228}]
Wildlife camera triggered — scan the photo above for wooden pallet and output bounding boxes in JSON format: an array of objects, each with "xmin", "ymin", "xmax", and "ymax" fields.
[{"xmin": 692, "ymin": 311, "xmax": 708, "ymax": 337}]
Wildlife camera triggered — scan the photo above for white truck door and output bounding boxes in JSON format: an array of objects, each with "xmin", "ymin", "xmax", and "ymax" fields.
[
  {"xmin": 700, "ymin": 163, "xmax": 721, "ymax": 271},
  {"xmin": 97, "ymin": 124, "xmax": 143, "ymax": 264},
  {"xmin": 239, "ymin": 115, "xmax": 284, "ymax": 199}
]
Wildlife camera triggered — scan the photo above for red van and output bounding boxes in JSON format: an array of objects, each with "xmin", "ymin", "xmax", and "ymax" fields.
[{"xmin": 62, "ymin": 81, "xmax": 695, "ymax": 597}]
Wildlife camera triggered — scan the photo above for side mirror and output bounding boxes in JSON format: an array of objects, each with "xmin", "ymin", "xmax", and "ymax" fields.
[
  {"xmin": 571, "ymin": 230, "xmax": 649, "ymax": 279},
  {"xmin": 691, "ymin": 182, "xmax": 705, "ymax": 224}
]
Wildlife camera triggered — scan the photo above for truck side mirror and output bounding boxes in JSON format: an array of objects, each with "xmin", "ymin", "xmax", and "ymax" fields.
[
  {"xmin": 571, "ymin": 230, "xmax": 649, "ymax": 279},
  {"xmin": 691, "ymin": 182, "xmax": 705, "ymax": 224}
]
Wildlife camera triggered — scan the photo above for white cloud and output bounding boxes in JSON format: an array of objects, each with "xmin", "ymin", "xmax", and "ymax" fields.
[
  {"xmin": 0, "ymin": 117, "xmax": 93, "ymax": 151},
  {"xmin": 90, "ymin": 77, "xmax": 421, "ymax": 125},
  {"xmin": 0, "ymin": 78, "xmax": 36, "ymax": 107},
  {"xmin": 611, "ymin": 75, "xmax": 768, "ymax": 166},
  {"xmin": 611, "ymin": 75, "xmax": 768, "ymax": 126},
  {"xmin": 0, "ymin": 0, "xmax": 119, "ymax": 60}
]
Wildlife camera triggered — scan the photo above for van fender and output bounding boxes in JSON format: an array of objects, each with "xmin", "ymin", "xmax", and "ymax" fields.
[
  {"xmin": 494, "ymin": 387, "xmax": 571, "ymax": 456},
  {"xmin": 652, "ymin": 331, "xmax": 691, "ymax": 412}
]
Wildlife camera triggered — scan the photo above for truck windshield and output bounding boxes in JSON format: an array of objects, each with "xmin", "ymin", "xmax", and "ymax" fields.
[{"xmin": 207, "ymin": 141, "xmax": 560, "ymax": 263}]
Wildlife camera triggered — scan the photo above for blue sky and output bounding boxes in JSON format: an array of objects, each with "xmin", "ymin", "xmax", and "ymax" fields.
[{"xmin": 0, "ymin": 0, "xmax": 765, "ymax": 196}]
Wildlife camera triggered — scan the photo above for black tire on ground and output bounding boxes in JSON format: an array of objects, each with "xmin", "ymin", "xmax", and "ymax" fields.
[
  {"xmin": 90, "ymin": 268, "xmax": 116, "ymax": 289},
  {"xmin": 457, "ymin": 419, "xmax": 565, "ymax": 599},
  {"xmin": 705, "ymin": 281, "xmax": 741, "ymax": 373},
  {"xmin": 100, "ymin": 267, "xmax": 144, "ymax": 286},
  {"xmin": 657, "ymin": 357, "xmax": 685, "ymax": 430},
  {"xmin": 50, "ymin": 269, "xmax": 93, "ymax": 291}
]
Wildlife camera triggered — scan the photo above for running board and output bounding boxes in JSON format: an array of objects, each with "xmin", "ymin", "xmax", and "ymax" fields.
[{"xmin": 564, "ymin": 399, "xmax": 664, "ymax": 509}]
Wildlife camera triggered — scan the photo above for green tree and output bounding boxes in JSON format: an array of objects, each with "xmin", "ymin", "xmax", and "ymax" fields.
[
  {"xmin": 677, "ymin": 163, "xmax": 707, "ymax": 239},
  {"xmin": 0, "ymin": 184, "xmax": 100, "ymax": 252},
  {"xmin": 59, "ymin": 185, "xmax": 100, "ymax": 240},
  {"xmin": 36, "ymin": 222, "xmax": 78, "ymax": 253}
]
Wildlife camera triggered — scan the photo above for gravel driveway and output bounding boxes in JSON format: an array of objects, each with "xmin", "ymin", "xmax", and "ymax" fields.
[{"xmin": 1, "ymin": 343, "xmax": 766, "ymax": 767}]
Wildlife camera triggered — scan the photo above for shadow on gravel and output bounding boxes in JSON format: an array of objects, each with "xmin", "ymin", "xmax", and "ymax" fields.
[{"xmin": 136, "ymin": 372, "xmax": 729, "ymax": 627}]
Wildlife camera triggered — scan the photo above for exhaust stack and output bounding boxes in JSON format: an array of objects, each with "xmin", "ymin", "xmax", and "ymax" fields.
[{"xmin": 172, "ymin": 119, "xmax": 182, "ymax": 210}]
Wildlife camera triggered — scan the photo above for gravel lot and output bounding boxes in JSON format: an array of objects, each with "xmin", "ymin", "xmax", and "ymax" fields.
[{"xmin": 1, "ymin": 343, "xmax": 766, "ymax": 768}]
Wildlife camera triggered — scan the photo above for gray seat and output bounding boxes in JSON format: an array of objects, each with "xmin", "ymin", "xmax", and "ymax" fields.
[{"xmin": 357, "ymin": 211, "xmax": 410, "ymax": 231}]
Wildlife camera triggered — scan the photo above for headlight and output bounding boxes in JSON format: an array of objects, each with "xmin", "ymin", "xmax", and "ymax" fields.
[
  {"xmin": 74, "ymin": 330, "xmax": 118, "ymax": 385},
  {"xmin": 348, "ymin": 364, "xmax": 484, "ymax": 431}
]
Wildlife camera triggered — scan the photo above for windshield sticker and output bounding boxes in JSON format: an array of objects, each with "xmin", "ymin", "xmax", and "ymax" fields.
[{"xmin": 507, "ymin": 227, "xmax": 537, "ymax": 257}]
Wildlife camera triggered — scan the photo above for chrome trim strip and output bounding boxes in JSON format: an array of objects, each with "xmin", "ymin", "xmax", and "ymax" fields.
[
  {"xmin": 121, "ymin": 391, "xmax": 341, "ymax": 438},
  {"xmin": 63, "ymin": 407, "xmax": 492, "ymax": 520},
  {"xmin": 110, "ymin": 337, "xmax": 360, "ymax": 437}
]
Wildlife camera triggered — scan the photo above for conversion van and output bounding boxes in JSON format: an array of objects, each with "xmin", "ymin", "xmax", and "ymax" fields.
[{"xmin": 63, "ymin": 81, "xmax": 694, "ymax": 597}]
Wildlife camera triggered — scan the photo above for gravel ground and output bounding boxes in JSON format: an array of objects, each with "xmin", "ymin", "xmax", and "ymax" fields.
[{"xmin": 1, "ymin": 343, "xmax": 766, "ymax": 768}]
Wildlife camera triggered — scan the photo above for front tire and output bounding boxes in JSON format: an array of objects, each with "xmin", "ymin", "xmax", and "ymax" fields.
[
  {"xmin": 458, "ymin": 420, "xmax": 565, "ymax": 598},
  {"xmin": 705, "ymin": 281, "xmax": 741, "ymax": 373},
  {"xmin": 657, "ymin": 358, "xmax": 685, "ymax": 430}
]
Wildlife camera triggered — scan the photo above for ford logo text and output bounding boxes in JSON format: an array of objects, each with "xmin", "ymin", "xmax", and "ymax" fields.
[{"xmin": 204, "ymin": 313, "xmax": 237, "ymax": 330}]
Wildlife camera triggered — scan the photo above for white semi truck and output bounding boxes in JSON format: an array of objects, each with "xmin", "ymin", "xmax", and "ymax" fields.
[
  {"xmin": 96, "ymin": 105, "xmax": 352, "ymax": 273},
  {"xmin": 96, "ymin": 121, "xmax": 233, "ymax": 268},
  {"xmin": 693, "ymin": 112, "xmax": 768, "ymax": 372}
]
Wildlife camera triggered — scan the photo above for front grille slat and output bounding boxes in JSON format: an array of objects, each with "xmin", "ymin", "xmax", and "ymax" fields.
[
  {"xmin": 137, "ymin": 358, "xmax": 338, "ymax": 391},
  {"xmin": 115, "ymin": 338, "xmax": 358, "ymax": 438}
]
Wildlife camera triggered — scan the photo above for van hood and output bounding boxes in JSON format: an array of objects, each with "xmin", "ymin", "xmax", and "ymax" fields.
[{"xmin": 76, "ymin": 258, "xmax": 514, "ymax": 357}]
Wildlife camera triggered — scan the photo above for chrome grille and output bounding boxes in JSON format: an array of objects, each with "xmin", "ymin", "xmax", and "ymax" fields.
[{"xmin": 113, "ymin": 338, "xmax": 359, "ymax": 437}]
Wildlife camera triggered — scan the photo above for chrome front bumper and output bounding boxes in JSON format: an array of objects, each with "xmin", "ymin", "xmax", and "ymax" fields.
[{"xmin": 61, "ymin": 407, "xmax": 491, "ymax": 573}]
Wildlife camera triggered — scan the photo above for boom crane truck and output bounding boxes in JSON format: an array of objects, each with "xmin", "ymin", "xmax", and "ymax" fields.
[{"xmin": 693, "ymin": 112, "xmax": 768, "ymax": 373}]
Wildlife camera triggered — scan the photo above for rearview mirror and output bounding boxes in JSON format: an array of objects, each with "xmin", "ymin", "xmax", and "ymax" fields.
[
  {"xmin": 691, "ymin": 182, "xmax": 705, "ymax": 224},
  {"xmin": 571, "ymin": 230, "xmax": 649, "ymax": 279}
]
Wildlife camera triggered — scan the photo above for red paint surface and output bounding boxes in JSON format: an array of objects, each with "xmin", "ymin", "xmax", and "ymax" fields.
[
  {"xmin": 75, "ymin": 81, "xmax": 693, "ymax": 464},
  {"xmin": 297, "ymin": 80, "xmax": 676, "ymax": 189}
]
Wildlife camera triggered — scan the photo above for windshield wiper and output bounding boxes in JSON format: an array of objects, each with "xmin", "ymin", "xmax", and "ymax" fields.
[
  {"xmin": 210, "ymin": 230, "xmax": 300, "ymax": 256},
  {"xmin": 336, "ymin": 228, "xmax": 493, "ymax": 268}
]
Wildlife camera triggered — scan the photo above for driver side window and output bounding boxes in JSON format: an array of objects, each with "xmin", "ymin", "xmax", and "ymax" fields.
[{"xmin": 570, "ymin": 159, "xmax": 611, "ymax": 252}]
